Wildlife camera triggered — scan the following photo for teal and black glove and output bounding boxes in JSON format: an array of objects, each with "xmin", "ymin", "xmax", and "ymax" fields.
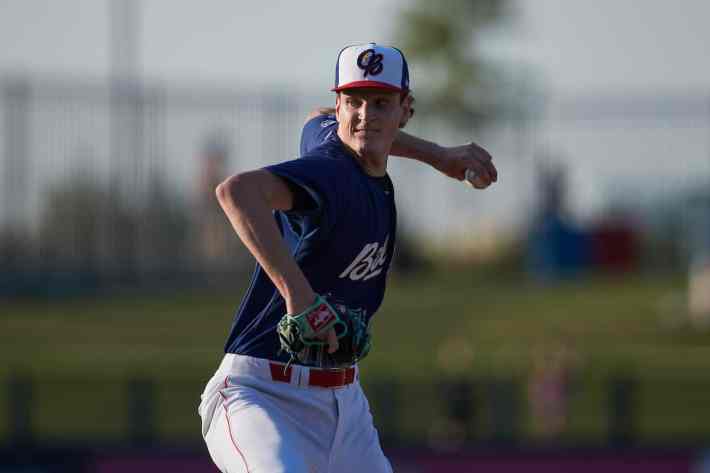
[{"xmin": 277, "ymin": 294, "xmax": 371, "ymax": 369}]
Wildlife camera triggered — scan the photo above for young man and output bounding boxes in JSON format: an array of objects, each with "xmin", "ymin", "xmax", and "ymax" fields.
[{"xmin": 198, "ymin": 42, "xmax": 497, "ymax": 473}]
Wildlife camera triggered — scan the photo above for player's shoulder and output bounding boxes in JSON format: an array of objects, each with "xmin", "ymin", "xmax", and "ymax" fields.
[
  {"xmin": 291, "ymin": 145, "xmax": 360, "ymax": 195},
  {"xmin": 300, "ymin": 139, "xmax": 350, "ymax": 168},
  {"xmin": 304, "ymin": 113, "xmax": 337, "ymax": 130},
  {"xmin": 300, "ymin": 113, "xmax": 338, "ymax": 156}
]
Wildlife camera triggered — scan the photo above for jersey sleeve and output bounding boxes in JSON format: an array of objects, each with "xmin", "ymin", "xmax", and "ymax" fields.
[
  {"xmin": 299, "ymin": 114, "xmax": 338, "ymax": 156},
  {"xmin": 264, "ymin": 155, "xmax": 343, "ymax": 234}
]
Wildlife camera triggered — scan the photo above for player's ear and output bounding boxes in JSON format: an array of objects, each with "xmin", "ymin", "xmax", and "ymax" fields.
[
  {"xmin": 334, "ymin": 93, "xmax": 342, "ymax": 122},
  {"xmin": 398, "ymin": 93, "xmax": 414, "ymax": 128}
]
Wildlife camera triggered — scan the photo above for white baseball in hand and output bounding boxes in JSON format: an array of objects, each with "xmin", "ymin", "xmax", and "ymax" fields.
[{"xmin": 465, "ymin": 168, "xmax": 486, "ymax": 189}]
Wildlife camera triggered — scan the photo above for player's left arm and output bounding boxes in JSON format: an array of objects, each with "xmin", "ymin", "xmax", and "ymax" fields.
[{"xmin": 305, "ymin": 108, "xmax": 498, "ymax": 189}]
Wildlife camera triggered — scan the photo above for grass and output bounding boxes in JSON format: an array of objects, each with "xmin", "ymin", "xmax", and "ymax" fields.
[
  {"xmin": 367, "ymin": 269, "xmax": 710, "ymax": 378},
  {"xmin": 1, "ymin": 268, "xmax": 709, "ymax": 444}
]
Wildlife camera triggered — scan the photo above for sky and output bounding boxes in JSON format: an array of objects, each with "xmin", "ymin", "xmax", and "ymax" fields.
[
  {"xmin": 1, "ymin": 0, "xmax": 710, "ymax": 94},
  {"xmin": 483, "ymin": 0, "xmax": 710, "ymax": 94}
]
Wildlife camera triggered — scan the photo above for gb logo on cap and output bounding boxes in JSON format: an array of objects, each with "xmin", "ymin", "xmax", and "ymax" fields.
[{"xmin": 357, "ymin": 49, "xmax": 384, "ymax": 77}]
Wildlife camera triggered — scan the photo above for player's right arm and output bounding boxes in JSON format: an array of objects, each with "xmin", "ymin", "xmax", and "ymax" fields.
[
  {"xmin": 216, "ymin": 171, "xmax": 313, "ymax": 313},
  {"xmin": 216, "ymin": 170, "xmax": 339, "ymax": 351}
]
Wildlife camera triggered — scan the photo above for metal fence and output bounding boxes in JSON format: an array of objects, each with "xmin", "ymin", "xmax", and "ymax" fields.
[
  {"xmin": 0, "ymin": 74, "xmax": 322, "ymax": 294},
  {"xmin": 3, "ymin": 372, "xmax": 709, "ymax": 449},
  {"xmin": 2, "ymin": 73, "xmax": 710, "ymax": 295}
]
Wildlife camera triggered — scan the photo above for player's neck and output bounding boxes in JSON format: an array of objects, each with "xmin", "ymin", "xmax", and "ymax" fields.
[
  {"xmin": 338, "ymin": 139, "xmax": 388, "ymax": 177},
  {"xmin": 356, "ymin": 153, "xmax": 387, "ymax": 177}
]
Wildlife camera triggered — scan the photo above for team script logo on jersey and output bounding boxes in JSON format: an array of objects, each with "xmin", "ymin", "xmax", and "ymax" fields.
[
  {"xmin": 339, "ymin": 235, "xmax": 389, "ymax": 281},
  {"xmin": 357, "ymin": 49, "xmax": 384, "ymax": 77},
  {"xmin": 306, "ymin": 303, "xmax": 337, "ymax": 332}
]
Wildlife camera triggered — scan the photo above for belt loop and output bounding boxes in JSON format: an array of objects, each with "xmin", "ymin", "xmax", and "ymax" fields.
[
  {"xmin": 297, "ymin": 365, "xmax": 309, "ymax": 387},
  {"xmin": 291, "ymin": 365, "xmax": 300, "ymax": 386},
  {"xmin": 288, "ymin": 364, "xmax": 297, "ymax": 385}
]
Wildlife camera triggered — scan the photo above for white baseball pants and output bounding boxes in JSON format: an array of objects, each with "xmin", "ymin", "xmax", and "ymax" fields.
[{"xmin": 198, "ymin": 354, "xmax": 393, "ymax": 473}]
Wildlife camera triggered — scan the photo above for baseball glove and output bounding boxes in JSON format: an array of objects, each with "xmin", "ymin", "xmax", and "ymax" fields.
[{"xmin": 277, "ymin": 294, "xmax": 372, "ymax": 369}]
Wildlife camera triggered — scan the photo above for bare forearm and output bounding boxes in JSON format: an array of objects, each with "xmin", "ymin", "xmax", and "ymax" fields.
[
  {"xmin": 389, "ymin": 131, "xmax": 444, "ymax": 167},
  {"xmin": 392, "ymin": 131, "xmax": 497, "ymax": 184},
  {"xmin": 216, "ymin": 175, "xmax": 314, "ymax": 313},
  {"xmin": 305, "ymin": 107, "xmax": 496, "ymax": 185},
  {"xmin": 307, "ymin": 108, "xmax": 441, "ymax": 164},
  {"xmin": 304, "ymin": 107, "xmax": 336, "ymax": 124}
]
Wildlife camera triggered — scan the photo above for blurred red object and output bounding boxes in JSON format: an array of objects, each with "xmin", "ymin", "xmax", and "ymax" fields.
[{"xmin": 590, "ymin": 217, "xmax": 640, "ymax": 272}]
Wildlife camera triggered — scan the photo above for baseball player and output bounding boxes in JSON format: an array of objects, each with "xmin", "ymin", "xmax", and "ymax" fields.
[{"xmin": 198, "ymin": 42, "xmax": 497, "ymax": 473}]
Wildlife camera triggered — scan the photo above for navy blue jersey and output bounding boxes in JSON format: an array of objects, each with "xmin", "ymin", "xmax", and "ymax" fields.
[
  {"xmin": 299, "ymin": 114, "xmax": 338, "ymax": 156},
  {"xmin": 224, "ymin": 115, "xmax": 397, "ymax": 363}
]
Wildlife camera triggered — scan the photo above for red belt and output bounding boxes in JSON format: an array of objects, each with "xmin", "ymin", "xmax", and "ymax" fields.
[{"xmin": 269, "ymin": 362, "xmax": 356, "ymax": 388}]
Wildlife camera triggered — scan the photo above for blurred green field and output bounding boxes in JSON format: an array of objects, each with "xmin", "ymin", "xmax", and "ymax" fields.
[{"xmin": 2, "ymin": 269, "xmax": 710, "ymax": 444}]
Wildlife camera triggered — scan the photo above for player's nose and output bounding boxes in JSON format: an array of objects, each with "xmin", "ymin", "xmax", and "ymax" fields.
[{"xmin": 358, "ymin": 101, "xmax": 376, "ymax": 121}]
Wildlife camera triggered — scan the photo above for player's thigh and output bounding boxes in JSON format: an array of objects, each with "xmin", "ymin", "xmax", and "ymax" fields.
[
  {"xmin": 205, "ymin": 395, "xmax": 311, "ymax": 473},
  {"xmin": 335, "ymin": 422, "xmax": 393, "ymax": 473},
  {"xmin": 331, "ymin": 385, "xmax": 393, "ymax": 473},
  {"xmin": 335, "ymin": 437, "xmax": 393, "ymax": 473}
]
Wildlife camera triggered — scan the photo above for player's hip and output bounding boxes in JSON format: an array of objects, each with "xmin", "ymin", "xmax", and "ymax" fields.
[
  {"xmin": 198, "ymin": 354, "xmax": 391, "ymax": 473},
  {"xmin": 198, "ymin": 354, "xmax": 360, "ymax": 432},
  {"xmin": 211, "ymin": 353, "xmax": 360, "ymax": 389}
]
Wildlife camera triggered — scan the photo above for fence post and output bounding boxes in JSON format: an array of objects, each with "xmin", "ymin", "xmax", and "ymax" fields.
[
  {"xmin": 1, "ymin": 77, "xmax": 31, "ymax": 296},
  {"xmin": 2, "ymin": 77, "xmax": 30, "ymax": 232},
  {"xmin": 127, "ymin": 377, "xmax": 156, "ymax": 446},
  {"xmin": 608, "ymin": 374, "xmax": 637, "ymax": 447},
  {"xmin": 441, "ymin": 379, "xmax": 477, "ymax": 443},
  {"xmin": 8, "ymin": 372, "xmax": 33, "ymax": 446}
]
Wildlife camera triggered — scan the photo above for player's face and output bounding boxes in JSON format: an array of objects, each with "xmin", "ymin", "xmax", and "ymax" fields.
[{"xmin": 335, "ymin": 89, "xmax": 407, "ymax": 163}]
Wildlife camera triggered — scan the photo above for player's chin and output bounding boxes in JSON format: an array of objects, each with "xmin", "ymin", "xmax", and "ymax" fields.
[
  {"xmin": 357, "ymin": 138, "xmax": 387, "ymax": 155},
  {"xmin": 359, "ymin": 145, "xmax": 386, "ymax": 159}
]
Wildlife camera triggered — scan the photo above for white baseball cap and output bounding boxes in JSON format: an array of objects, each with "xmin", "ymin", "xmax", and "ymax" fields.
[{"xmin": 332, "ymin": 42, "xmax": 410, "ymax": 93}]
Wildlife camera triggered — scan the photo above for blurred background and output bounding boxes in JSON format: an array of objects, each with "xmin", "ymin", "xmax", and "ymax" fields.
[{"xmin": 1, "ymin": 0, "xmax": 710, "ymax": 471}]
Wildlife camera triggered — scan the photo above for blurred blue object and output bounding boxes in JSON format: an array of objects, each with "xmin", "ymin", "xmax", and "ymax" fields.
[{"xmin": 527, "ymin": 212, "xmax": 591, "ymax": 281}]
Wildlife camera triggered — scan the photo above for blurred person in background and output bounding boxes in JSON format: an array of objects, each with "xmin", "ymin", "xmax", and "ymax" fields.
[
  {"xmin": 194, "ymin": 130, "xmax": 234, "ymax": 271},
  {"xmin": 528, "ymin": 340, "xmax": 578, "ymax": 439}
]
